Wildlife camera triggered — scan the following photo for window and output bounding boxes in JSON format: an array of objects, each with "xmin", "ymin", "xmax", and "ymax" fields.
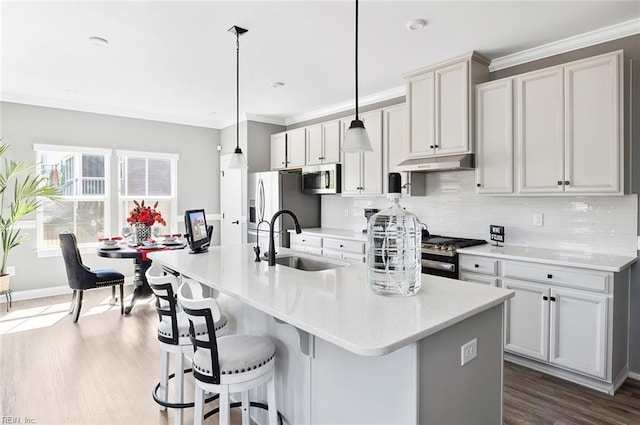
[
  {"xmin": 35, "ymin": 145, "xmax": 111, "ymax": 248},
  {"xmin": 117, "ymin": 150, "xmax": 178, "ymax": 235}
]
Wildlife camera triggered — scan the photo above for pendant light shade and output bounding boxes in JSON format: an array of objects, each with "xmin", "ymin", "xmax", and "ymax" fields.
[
  {"xmin": 227, "ymin": 25, "xmax": 248, "ymax": 170},
  {"xmin": 342, "ymin": 0, "xmax": 372, "ymax": 153}
]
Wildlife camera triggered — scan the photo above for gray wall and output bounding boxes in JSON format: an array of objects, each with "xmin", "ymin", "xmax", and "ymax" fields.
[
  {"xmin": 0, "ymin": 102, "xmax": 220, "ymax": 292},
  {"xmin": 631, "ymin": 59, "xmax": 640, "ymax": 374}
]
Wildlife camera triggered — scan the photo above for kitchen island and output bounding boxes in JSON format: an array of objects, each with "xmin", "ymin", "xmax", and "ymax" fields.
[{"xmin": 149, "ymin": 244, "xmax": 514, "ymax": 424}]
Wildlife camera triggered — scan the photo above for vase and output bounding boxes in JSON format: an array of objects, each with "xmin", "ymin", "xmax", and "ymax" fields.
[{"xmin": 133, "ymin": 223, "xmax": 151, "ymax": 245}]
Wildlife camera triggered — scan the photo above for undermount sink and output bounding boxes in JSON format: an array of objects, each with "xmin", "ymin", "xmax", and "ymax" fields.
[{"xmin": 275, "ymin": 255, "xmax": 343, "ymax": 272}]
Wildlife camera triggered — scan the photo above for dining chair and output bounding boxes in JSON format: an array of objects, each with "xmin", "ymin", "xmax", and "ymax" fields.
[{"xmin": 59, "ymin": 231, "xmax": 125, "ymax": 323}]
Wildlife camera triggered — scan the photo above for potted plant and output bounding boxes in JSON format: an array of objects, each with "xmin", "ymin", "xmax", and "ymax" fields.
[{"xmin": 0, "ymin": 143, "xmax": 59, "ymax": 292}]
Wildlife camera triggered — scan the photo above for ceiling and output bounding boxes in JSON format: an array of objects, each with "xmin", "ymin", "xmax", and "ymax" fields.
[{"xmin": 2, "ymin": 1, "xmax": 639, "ymax": 129}]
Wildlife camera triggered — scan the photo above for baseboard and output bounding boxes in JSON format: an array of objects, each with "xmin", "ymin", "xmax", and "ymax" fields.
[
  {"xmin": 0, "ymin": 278, "xmax": 135, "ymax": 304},
  {"xmin": 629, "ymin": 371, "xmax": 640, "ymax": 381}
]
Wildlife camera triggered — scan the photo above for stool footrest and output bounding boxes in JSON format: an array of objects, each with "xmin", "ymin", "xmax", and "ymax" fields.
[
  {"xmin": 152, "ymin": 368, "xmax": 218, "ymax": 409},
  {"xmin": 204, "ymin": 401, "xmax": 284, "ymax": 425}
]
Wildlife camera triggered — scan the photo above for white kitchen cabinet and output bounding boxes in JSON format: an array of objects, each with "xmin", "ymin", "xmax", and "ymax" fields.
[
  {"xmin": 341, "ymin": 110, "xmax": 383, "ymax": 196},
  {"xmin": 402, "ymin": 52, "xmax": 489, "ymax": 161},
  {"xmin": 563, "ymin": 53, "xmax": 621, "ymax": 193},
  {"xmin": 306, "ymin": 120, "xmax": 341, "ymax": 166},
  {"xmin": 475, "ymin": 79, "xmax": 514, "ymax": 194},
  {"xmin": 516, "ymin": 50, "xmax": 622, "ymax": 195},
  {"xmin": 271, "ymin": 128, "xmax": 306, "ymax": 170},
  {"xmin": 271, "ymin": 132, "xmax": 287, "ymax": 170},
  {"xmin": 322, "ymin": 237, "xmax": 365, "ymax": 263},
  {"xmin": 289, "ymin": 233, "xmax": 322, "ymax": 255},
  {"xmin": 383, "ymin": 104, "xmax": 425, "ymax": 196}
]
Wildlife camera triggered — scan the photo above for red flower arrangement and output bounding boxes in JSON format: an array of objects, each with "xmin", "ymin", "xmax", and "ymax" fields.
[{"xmin": 127, "ymin": 200, "xmax": 166, "ymax": 226}]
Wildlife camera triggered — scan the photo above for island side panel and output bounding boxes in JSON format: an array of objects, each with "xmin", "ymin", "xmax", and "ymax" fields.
[
  {"xmin": 419, "ymin": 304, "xmax": 504, "ymax": 425},
  {"xmin": 310, "ymin": 338, "xmax": 419, "ymax": 425}
]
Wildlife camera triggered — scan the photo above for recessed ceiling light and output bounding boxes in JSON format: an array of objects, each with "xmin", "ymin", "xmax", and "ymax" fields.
[
  {"xmin": 271, "ymin": 82, "xmax": 285, "ymax": 88},
  {"xmin": 89, "ymin": 36, "xmax": 109, "ymax": 46},
  {"xmin": 406, "ymin": 19, "xmax": 427, "ymax": 31}
]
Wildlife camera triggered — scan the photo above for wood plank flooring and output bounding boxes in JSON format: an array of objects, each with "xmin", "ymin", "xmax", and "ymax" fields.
[{"xmin": 1, "ymin": 288, "xmax": 639, "ymax": 425}]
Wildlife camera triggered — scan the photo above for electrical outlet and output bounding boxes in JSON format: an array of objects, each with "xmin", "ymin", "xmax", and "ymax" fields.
[
  {"xmin": 461, "ymin": 338, "xmax": 477, "ymax": 366},
  {"xmin": 533, "ymin": 213, "xmax": 544, "ymax": 227},
  {"xmin": 7, "ymin": 266, "xmax": 15, "ymax": 276}
]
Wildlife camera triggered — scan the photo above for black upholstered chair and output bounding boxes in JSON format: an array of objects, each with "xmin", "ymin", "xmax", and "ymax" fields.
[{"xmin": 59, "ymin": 231, "xmax": 125, "ymax": 323}]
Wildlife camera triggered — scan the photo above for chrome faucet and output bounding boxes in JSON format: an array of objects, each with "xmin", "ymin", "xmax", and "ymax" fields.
[
  {"xmin": 253, "ymin": 220, "xmax": 270, "ymax": 262},
  {"xmin": 268, "ymin": 209, "xmax": 301, "ymax": 266}
]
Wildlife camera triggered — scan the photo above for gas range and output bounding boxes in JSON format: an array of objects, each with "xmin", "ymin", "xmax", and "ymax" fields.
[{"xmin": 422, "ymin": 235, "xmax": 487, "ymax": 257}]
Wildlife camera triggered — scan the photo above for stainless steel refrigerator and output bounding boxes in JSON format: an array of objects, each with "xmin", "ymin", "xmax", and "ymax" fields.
[{"xmin": 248, "ymin": 171, "xmax": 321, "ymax": 251}]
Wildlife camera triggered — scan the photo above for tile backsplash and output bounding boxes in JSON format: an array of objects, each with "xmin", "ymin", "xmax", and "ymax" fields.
[{"xmin": 322, "ymin": 170, "xmax": 638, "ymax": 257}]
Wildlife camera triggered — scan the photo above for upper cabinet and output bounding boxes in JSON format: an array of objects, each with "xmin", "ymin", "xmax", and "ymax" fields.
[
  {"xmin": 271, "ymin": 128, "xmax": 306, "ymax": 170},
  {"xmin": 306, "ymin": 120, "xmax": 341, "ymax": 166},
  {"xmin": 475, "ymin": 50, "xmax": 623, "ymax": 196},
  {"xmin": 403, "ymin": 52, "xmax": 490, "ymax": 161},
  {"xmin": 341, "ymin": 110, "xmax": 383, "ymax": 196},
  {"xmin": 475, "ymin": 79, "xmax": 514, "ymax": 194},
  {"xmin": 516, "ymin": 50, "xmax": 622, "ymax": 195}
]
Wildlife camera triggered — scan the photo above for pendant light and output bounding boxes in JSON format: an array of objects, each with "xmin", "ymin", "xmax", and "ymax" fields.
[
  {"xmin": 342, "ymin": 0, "xmax": 373, "ymax": 153},
  {"xmin": 227, "ymin": 25, "xmax": 248, "ymax": 170}
]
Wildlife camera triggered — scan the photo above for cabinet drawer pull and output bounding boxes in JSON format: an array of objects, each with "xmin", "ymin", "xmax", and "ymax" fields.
[
  {"xmin": 339, "ymin": 244, "xmax": 344, "ymax": 248},
  {"xmin": 474, "ymin": 264, "xmax": 479, "ymax": 268},
  {"xmin": 550, "ymin": 296, "xmax": 557, "ymax": 302},
  {"xmin": 429, "ymin": 145, "xmax": 434, "ymax": 149},
  {"xmin": 543, "ymin": 295, "xmax": 549, "ymax": 301},
  {"xmin": 547, "ymin": 274, "xmax": 553, "ymax": 279},
  {"xmin": 564, "ymin": 181, "xmax": 570, "ymax": 185},
  {"xmin": 557, "ymin": 181, "xmax": 563, "ymax": 186},
  {"xmin": 476, "ymin": 183, "xmax": 481, "ymax": 188},
  {"xmin": 302, "ymin": 239, "xmax": 306, "ymax": 242},
  {"xmin": 434, "ymin": 145, "xmax": 439, "ymax": 148}
]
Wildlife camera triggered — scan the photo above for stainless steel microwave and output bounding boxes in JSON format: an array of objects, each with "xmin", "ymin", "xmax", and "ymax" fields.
[{"xmin": 301, "ymin": 164, "xmax": 341, "ymax": 194}]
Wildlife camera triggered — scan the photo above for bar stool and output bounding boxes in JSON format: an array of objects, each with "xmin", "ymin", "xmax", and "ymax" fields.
[
  {"xmin": 177, "ymin": 280, "xmax": 280, "ymax": 425},
  {"xmin": 146, "ymin": 264, "xmax": 228, "ymax": 425}
]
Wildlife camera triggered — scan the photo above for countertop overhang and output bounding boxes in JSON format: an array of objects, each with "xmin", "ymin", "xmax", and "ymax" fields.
[
  {"xmin": 149, "ymin": 244, "xmax": 513, "ymax": 357},
  {"xmin": 457, "ymin": 244, "xmax": 637, "ymax": 272}
]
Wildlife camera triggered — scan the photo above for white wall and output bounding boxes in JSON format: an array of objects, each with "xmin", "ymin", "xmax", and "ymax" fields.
[
  {"xmin": 1, "ymin": 102, "xmax": 220, "ymax": 292},
  {"xmin": 322, "ymin": 170, "xmax": 638, "ymax": 257}
]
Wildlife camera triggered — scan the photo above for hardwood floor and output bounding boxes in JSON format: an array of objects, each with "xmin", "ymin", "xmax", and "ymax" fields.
[{"xmin": 1, "ymin": 289, "xmax": 639, "ymax": 425}]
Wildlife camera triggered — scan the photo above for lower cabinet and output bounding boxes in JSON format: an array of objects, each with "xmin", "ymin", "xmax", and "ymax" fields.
[
  {"xmin": 458, "ymin": 253, "xmax": 628, "ymax": 391},
  {"xmin": 289, "ymin": 233, "xmax": 322, "ymax": 255}
]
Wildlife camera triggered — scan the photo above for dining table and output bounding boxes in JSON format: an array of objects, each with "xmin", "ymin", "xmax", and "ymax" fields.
[{"xmin": 96, "ymin": 241, "xmax": 186, "ymax": 314}]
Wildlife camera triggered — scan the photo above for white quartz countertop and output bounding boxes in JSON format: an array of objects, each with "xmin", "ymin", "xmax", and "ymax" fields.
[
  {"xmin": 150, "ymin": 244, "xmax": 513, "ymax": 357},
  {"xmin": 291, "ymin": 227, "xmax": 367, "ymax": 242},
  {"xmin": 457, "ymin": 244, "xmax": 637, "ymax": 272}
]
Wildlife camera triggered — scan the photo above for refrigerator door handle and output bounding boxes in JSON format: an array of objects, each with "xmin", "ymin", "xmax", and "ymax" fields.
[{"xmin": 258, "ymin": 178, "xmax": 266, "ymax": 222}]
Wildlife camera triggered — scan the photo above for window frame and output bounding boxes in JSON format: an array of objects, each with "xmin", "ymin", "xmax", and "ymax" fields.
[{"xmin": 34, "ymin": 144, "xmax": 112, "ymax": 257}]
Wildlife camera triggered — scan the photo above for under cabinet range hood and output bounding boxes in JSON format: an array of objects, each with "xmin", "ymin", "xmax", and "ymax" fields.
[{"xmin": 394, "ymin": 154, "xmax": 475, "ymax": 173}]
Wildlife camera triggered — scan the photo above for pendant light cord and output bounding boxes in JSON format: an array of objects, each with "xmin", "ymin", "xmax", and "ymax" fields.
[
  {"xmin": 355, "ymin": 0, "xmax": 359, "ymax": 121},
  {"xmin": 236, "ymin": 33, "xmax": 240, "ymax": 151}
]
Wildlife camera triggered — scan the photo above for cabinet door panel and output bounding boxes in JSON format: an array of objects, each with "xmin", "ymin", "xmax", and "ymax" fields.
[
  {"xmin": 476, "ymin": 79, "xmax": 514, "ymax": 194},
  {"xmin": 406, "ymin": 72, "xmax": 435, "ymax": 158},
  {"xmin": 306, "ymin": 125, "xmax": 323, "ymax": 166},
  {"xmin": 322, "ymin": 120, "xmax": 341, "ymax": 164},
  {"xmin": 549, "ymin": 288, "xmax": 608, "ymax": 379},
  {"xmin": 287, "ymin": 128, "xmax": 306, "ymax": 168},
  {"xmin": 459, "ymin": 272, "xmax": 498, "ymax": 287},
  {"xmin": 517, "ymin": 68, "xmax": 564, "ymax": 193},
  {"xmin": 564, "ymin": 53, "xmax": 621, "ymax": 193},
  {"xmin": 436, "ymin": 61, "xmax": 469, "ymax": 155},
  {"xmin": 271, "ymin": 133, "xmax": 287, "ymax": 170},
  {"xmin": 360, "ymin": 110, "xmax": 383, "ymax": 195},
  {"xmin": 503, "ymin": 279, "xmax": 550, "ymax": 361}
]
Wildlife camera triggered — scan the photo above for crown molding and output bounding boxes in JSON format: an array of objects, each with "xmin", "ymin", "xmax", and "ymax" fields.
[
  {"xmin": 1, "ymin": 92, "xmax": 222, "ymax": 129},
  {"xmin": 489, "ymin": 18, "xmax": 640, "ymax": 72},
  {"xmin": 285, "ymin": 85, "xmax": 405, "ymax": 126},
  {"xmin": 245, "ymin": 114, "xmax": 287, "ymax": 127}
]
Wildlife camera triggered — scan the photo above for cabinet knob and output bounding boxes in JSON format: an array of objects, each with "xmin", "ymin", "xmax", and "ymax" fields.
[
  {"xmin": 339, "ymin": 244, "xmax": 344, "ymax": 248},
  {"xmin": 547, "ymin": 274, "xmax": 553, "ymax": 279},
  {"xmin": 564, "ymin": 181, "xmax": 570, "ymax": 185},
  {"xmin": 550, "ymin": 296, "xmax": 557, "ymax": 302},
  {"xmin": 435, "ymin": 145, "xmax": 439, "ymax": 148},
  {"xmin": 557, "ymin": 181, "xmax": 563, "ymax": 186},
  {"xmin": 476, "ymin": 183, "xmax": 481, "ymax": 188},
  {"xmin": 429, "ymin": 145, "xmax": 434, "ymax": 149},
  {"xmin": 302, "ymin": 239, "xmax": 306, "ymax": 242},
  {"xmin": 543, "ymin": 295, "xmax": 549, "ymax": 301},
  {"xmin": 474, "ymin": 264, "xmax": 479, "ymax": 268},
  {"xmin": 282, "ymin": 162, "xmax": 286, "ymax": 165}
]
